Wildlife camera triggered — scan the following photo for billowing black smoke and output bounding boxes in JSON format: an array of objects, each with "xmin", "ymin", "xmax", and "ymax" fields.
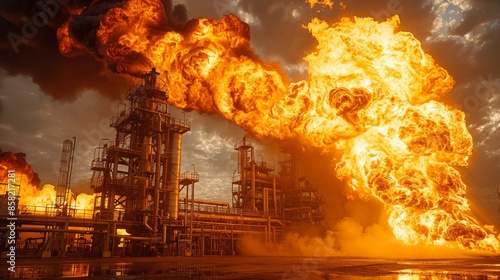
[{"xmin": 0, "ymin": 0, "xmax": 187, "ymax": 101}]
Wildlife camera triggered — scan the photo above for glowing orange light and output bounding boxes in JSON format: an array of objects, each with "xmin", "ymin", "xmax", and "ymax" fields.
[{"xmin": 52, "ymin": 0, "xmax": 498, "ymax": 251}]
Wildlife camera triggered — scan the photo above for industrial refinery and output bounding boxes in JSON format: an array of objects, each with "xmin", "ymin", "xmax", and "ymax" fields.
[
  {"xmin": 1, "ymin": 0, "xmax": 500, "ymax": 278},
  {"xmin": 0, "ymin": 69, "xmax": 325, "ymax": 259}
]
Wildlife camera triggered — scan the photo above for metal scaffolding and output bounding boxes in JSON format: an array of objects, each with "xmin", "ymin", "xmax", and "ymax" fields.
[
  {"xmin": 0, "ymin": 68, "xmax": 326, "ymax": 259},
  {"xmin": 55, "ymin": 138, "xmax": 76, "ymax": 216},
  {"xmin": 89, "ymin": 68, "xmax": 190, "ymax": 256},
  {"xmin": 232, "ymin": 138, "xmax": 325, "ymax": 227}
]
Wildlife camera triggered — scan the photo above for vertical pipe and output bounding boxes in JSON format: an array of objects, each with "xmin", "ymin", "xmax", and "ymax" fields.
[
  {"xmin": 265, "ymin": 224, "xmax": 268, "ymax": 243},
  {"xmin": 272, "ymin": 227, "xmax": 276, "ymax": 243},
  {"xmin": 267, "ymin": 216, "xmax": 271, "ymax": 243},
  {"xmin": 190, "ymin": 182, "xmax": 195, "ymax": 252},
  {"xmin": 111, "ymin": 236, "xmax": 115, "ymax": 257},
  {"xmin": 68, "ymin": 137, "xmax": 76, "ymax": 188},
  {"xmin": 167, "ymin": 132, "xmax": 182, "ymax": 220},
  {"xmin": 162, "ymin": 225, "xmax": 167, "ymax": 244},
  {"xmin": 60, "ymin": 221, "xmax": 68, "ymax": 257},
  {"xmin": 112, "ymin": 152, "xmax": 118, "ymax": 184},
  {"xmin": 163, "ymin": 131, "xmax": 170, "ymax": 214},
  {"xmin": 185, "ymin": 186, "xmax": 189, "ymax": 226},
  {"xmin": 231, "ymin": 229, "xmax": 234, "ymax": 255},
  {"xmin": 281, "ymin": 191, "xmax": 284, "ymax": 220},
  {"xmin": 138, "ymin": 136, "xmax": 152, "ymax": 211},
  {"xmin": 240, "ymin": 139, "xmax": 246, "ymax": 208},
  {"xmin": 104, "ymin": 223, "xmax": 111, "ymax": 253},
  {"xmin": 108, "ymin": 188, "xmax": 115, "ymax": 220},
  {"xmin": 251, "ymin": 147, "xmax": 256, "ymax": 210},
  {"xmin": 273, "ymin": 177, "xmax": 277, "ymax": 215},
  {"xmin": 153, "ymin": 127, "xmax": 162, "ymax": 233},
  {"xmin": 201, "ymin": 227, "xmax": 204, "ymax": 256},
  {"xmin": 43, "ymin": 231, "xmax": 47, "ymax": 251},
  {"xmin": 292, "ymin": 153, "xmax": 299, "ymax": 189},
  {"xmin": 263, "ymin": 189, "xmax": 268, "ymax": 214}
]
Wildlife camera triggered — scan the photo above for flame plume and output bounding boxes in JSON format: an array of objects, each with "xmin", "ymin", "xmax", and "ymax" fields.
[
  {"xmin": 1, "ymin": 152, "xmax": 94, "ymax": 215},
  {"xmin": 0, "ymin": 152, "xmax": 38, "ymax": 189},
  {"xmin": 56, "ymin": 0, "xmax": 498, "ymax": 251},
  {"xmin": 306, "ymin": 0, "xmax": 334, "ymax": 9}
]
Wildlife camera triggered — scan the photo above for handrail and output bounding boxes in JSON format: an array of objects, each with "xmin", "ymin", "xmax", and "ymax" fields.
[
  {"xmin": 12, "ymin": 204, "xmax": 95, "ymax": 219},
  {"xmin": 178, "ymin": 200, "xmax": 280, "ymax": 218}
]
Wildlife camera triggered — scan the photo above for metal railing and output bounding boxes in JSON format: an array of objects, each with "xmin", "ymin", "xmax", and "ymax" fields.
[
  {"xmin": 180, "ymin": 171, "xmax": 199, "ymax": 183},
  {"xmin": 234, "ymin": 139, "xmax": 253, "ymax": 150},
  {"xmin": 195, "ymin": 222, "xmax": 267, "ymax": 233},
  {"xmin": 9, "ymin": 201, "xmax": 281, "ymax": 221},
  {"xmin": 14, "ymin": 204, "xmax": 95, "ymax": 219},
  {"xmin": 170, "ymin": 116, "xmax": 191, "ymax": 129},
  {"xmin": 256, "ymin": 160, "xmax": 275, "ymax": 170},
  {"xmin": 178, "ymin": 201, "xmax": 280, "ymax": 218}
]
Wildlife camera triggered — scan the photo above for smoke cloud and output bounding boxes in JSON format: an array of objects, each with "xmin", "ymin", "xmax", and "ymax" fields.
[
  {"xmin": 239, "ymin": 217, "xmax": 487, "ymax": 259},
  {"xmin": 1, "ymin": 0, "xmax": 500, "ymax": 255},
  {"xmin": 0, "ymin": 0, "xmax": 188, "ymax": 101},
  {"xmin": 0, "ymin": 150, "xmax": 95, "ymax": 213},
  {"xmin": 0, "ymin": 151, "xmax": 40, "ymax": 188}
]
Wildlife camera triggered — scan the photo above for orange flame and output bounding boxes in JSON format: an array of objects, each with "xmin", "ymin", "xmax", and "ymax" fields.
[
  {"xmin": 1, "ymin": 153, "xmax": 94, "ymax": 216},
  {"xmin": 306, "ymin": 0, "xmax": 334, "ymax": 9},
  {"xmin": 56, "ymin": 0, "xmax": 498, "ymax": 251},
  {"xmin": 16, "ymin": 183, "xmax": 94, "ymax": 217}
]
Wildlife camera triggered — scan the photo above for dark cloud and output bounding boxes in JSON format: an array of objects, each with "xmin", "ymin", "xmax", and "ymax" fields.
[
  {"xmin": 232, "ymin": 0, "xmax": 434, "ymax": 73},
  {"xmin": 0, "ymin": 151, "xmax": 40, "ymax": 187},
  {"xmin": 0, "ymin": 0, "xmax": 188, "ymax": 101},
  {"xmin": 0, "ymin": 71, "xmax": 118, "ymax": 186},
  {"xmin": 67, "ymin": 1, "xmax": 123, "ymax": 58},
  {"xmin": 164, "ymin": 0, "xmax": 188, "ymax": 29},
  {"xmin": 430, "ymin": 6, "xmax": 500, "ymax": 86},
  {"xmin": 453, "ymin": 0, "xmax": 500, "ymax": 35},
  {"xmin": 0, "ymin": 0, "xmax": 129, "ymax": 101},
  {"xmin": 183, "ymin": 0, "xmax": 219, "ymax": 19},
  {"xmin": 342, "ymin": 0, "xmax": 435, "ymax": 39}
]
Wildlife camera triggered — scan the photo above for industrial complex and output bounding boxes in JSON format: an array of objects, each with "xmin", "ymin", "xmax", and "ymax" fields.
[{"xmin": 0, "ymin": 69, "xmax": 325, "ymax": 259}]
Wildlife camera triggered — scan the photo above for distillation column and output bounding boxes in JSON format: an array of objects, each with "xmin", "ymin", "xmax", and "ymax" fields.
[
  {"xmin": 167, "ymin": 132, "xmax": 182, "ymax": 220},
  {"xmin": 90, "ymin": 68, "xmax": 190, "ymax": 257}
]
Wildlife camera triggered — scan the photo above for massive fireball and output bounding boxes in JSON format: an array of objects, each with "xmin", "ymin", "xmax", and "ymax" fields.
[{"xmin": 52, "ymin": 0, "xmax": 500, "ymax": 251}]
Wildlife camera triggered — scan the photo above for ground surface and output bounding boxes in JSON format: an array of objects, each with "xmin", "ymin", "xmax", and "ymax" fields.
[{"xmin": 1, "ymin": 255, "xmax": 499, "ymax": 279}]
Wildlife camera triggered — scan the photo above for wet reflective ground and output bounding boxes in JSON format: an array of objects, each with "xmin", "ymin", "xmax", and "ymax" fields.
[{"xmin": 1, "ymin": 256, "xmax": 499, "ymax": 279}]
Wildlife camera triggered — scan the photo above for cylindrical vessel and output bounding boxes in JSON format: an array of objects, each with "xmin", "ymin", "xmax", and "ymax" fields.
[{"xmin": 167, "ymin": 132, "xmax": 182, "ymax": 220}]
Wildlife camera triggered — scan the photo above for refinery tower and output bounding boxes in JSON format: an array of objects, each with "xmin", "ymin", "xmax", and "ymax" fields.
[{"xmin": 0, "ymin": 69, "xmax": 325, "ymax": 258}]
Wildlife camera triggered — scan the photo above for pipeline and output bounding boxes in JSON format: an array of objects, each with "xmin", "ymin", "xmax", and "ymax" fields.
[
  {"xmin": 142, "ymin": 215, "xmax": 153, "ymax": 232},
  {"xmin": 0, "ymin": 227, "xmax": 104, "ymax": 234},
  {"xmin": 111, "ymin": 235, "xmax": 161, "ymax": 241},
  {"xmin": 186, "ymin": 199, "xmax": 230, "ymax": 207},
  {"xmin": 178, "ymin": 212, "xmax": 286, "ymax": 225}
]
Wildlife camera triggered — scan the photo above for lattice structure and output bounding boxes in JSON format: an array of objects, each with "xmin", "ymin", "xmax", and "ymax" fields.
[
  {"xmin": 55, "ymin": 138, "xmax": 76, "ymax": 214},
  {"xmin": 90, "ymin": 68, "xmax": 190, "ymax": 255},
  {"xmin": 232, "ymin": 138, "xmax": 325, "ymax": 225}
]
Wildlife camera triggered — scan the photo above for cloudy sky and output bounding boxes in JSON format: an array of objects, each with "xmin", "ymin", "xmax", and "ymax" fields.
[{"xmin": 1, "ymin": 0, "xmax": 499, "ymax": 227}]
